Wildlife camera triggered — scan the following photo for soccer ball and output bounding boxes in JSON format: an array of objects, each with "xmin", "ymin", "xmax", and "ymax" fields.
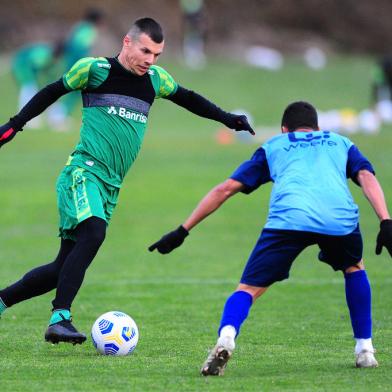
[{"xmin": 91, "ymin": 311, "xmax": 139, "ymax": 356}]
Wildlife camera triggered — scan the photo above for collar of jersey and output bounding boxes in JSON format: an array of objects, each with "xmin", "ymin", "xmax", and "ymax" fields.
[{"xmin": 114, "ymin": 56, "xmax": 141, "ymax": 76}]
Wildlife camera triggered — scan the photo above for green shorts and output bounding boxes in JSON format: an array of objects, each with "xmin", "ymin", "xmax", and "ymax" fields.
[{"xmin": 56, "ymin": 166, "xmax": 119, "ymax": 240}]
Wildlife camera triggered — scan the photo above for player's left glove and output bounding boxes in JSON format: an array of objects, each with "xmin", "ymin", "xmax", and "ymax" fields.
[
  {"xmin": 375, "ymin": 219, "xmax": 392, "ymax": 257},
  {"xmin": 148, "ymin": 225, "xmax": 189, "ymax": 254},
  {"xmin": 0, "ymin": 120, "xmax": 21, "ymax": 148},
  {"xmin": 222, "ymin": 113, "xmax": 255, "ymax": 135}
]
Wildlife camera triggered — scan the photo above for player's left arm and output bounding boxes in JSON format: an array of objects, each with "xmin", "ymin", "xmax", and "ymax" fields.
[
  {"xmin": 357, "ymin": 170, "xmax": 392, "ymax": 257},
  {"xmin": 151, "ymin": 65, "xmax": 254, "ymax": 135},
  {"xmin": 168, "ymin": 86, "xmax": 255, "ymax": 135},
  {"xmin": 357, "ymin": 170, "xmax": 390, "ymax": 221},
  {"xmin": 348, "ymin": 144, "xmax": 392, "ymax": 256}
]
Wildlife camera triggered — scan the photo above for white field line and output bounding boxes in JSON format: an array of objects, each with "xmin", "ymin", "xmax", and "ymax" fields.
[{"xmin": 86, "ymin": 277, "xmax": 392, "ymax": 286}]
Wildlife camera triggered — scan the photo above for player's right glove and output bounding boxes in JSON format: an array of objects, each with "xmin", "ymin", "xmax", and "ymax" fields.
[
  {"xmin": 148, "ymin": 225, "xmax": 189, "ymax": 254},
  {"xmin": 375, "ymin": 219, "xmax": 392, "ymax": 257},
  {"xmin": 0, "ymin": 121, "xmax": 20, "ymax": 148}
]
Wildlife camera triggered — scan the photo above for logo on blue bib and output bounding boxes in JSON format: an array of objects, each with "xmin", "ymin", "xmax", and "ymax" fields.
[{"xmin": 284, "ymin": 131, "xmax": 337, "ymax": 151}]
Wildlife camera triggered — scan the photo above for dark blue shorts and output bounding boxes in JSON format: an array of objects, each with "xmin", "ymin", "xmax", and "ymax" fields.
[{"xmin": 240, "ymin": 226, "xmax": 363, "ymax": 287}]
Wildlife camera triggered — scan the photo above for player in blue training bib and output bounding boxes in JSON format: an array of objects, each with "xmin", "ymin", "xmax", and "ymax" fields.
[{"xmin": 150, "ymin": 101, "xmax": 392, "ymax": 375}]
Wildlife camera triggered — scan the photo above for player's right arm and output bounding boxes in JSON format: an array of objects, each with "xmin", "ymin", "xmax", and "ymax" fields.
[
  {"xmin": 183, "ymin": 179, "xmax": 244, "ymax": 231},
  {"xmin": 148, "ymin": 147, "xmax": 271, "ymax": 255},
  {"xmin": 0, "ymin": 78, "xmax": 68, "ymax": 147},
  {"xmin": 0, "ymin": 57, "xmax": 104, "ymax": 148},
  {"xmin": 148, "ymin": 179, "xmax": 244, "ymax": 254}
]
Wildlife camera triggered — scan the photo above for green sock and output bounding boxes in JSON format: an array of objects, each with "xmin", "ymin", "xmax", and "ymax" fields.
[
  {"xmin": 49, "ymin": 309, "xmax": 71, "ymax": 325},
  {"xmin": 0, "ymin": 298, "xmax": 6, "ymax": 317}
]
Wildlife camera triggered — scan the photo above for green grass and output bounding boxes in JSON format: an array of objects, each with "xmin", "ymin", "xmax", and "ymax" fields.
[{"xmin": 1, "ymin": 56, "xmax": 392, "ymax": 391}]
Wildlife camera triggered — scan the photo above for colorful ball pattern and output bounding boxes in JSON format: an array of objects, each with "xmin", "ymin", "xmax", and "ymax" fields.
[{"xmin": 91, "ymin": 311, "xmax": 139, "ymax": 356}]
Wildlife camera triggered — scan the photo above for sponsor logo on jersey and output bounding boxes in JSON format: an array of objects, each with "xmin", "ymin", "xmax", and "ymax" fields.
[
  {"xmin": 107, "ymin": 106, "xmax": 147, "ymax": 123},
  {"xmin": 97, "ymin": 63, "xmax": 111, "ymax": 69},
  {"xmin": 283, "ymin": 131, "xmax": 337, "ymax": 151}
]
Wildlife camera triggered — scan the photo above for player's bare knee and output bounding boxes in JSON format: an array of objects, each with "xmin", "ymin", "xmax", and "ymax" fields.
[
  {"xmin": 345, "ymin": 260, "xmax": 365, "ymax": 274},
  {"xmin": 236, "ymin": 284, "xmax": 268, "ymax": 301}
]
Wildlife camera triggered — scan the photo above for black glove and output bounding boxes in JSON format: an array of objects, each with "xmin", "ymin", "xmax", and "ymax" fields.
[
  {"xmin": 0, "ymin": 120, "xmax": 21, "ymax": 148},
  {"xmin": 148, "ymin": 225, "xmax": 189, "ymax": 254},
  {"xmin": 222, "ymin": 113, "xmax": 255, "ymax": 135},
  {"xmin": 375, "ymin": 219, "xmax": 392, "ymax": 257}
]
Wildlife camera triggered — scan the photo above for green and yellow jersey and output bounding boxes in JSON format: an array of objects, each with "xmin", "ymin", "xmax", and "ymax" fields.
[{"xmin": 63, "ymin": 57, "xmax": 178, "ymax": 187}]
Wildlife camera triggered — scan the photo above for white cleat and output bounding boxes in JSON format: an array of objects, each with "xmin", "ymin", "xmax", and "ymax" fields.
[
  {"xmin": 201, "ymin": 336, "xmax": 235, "ymax": 376},
  {"xmin": 355, "ymin": 349, "xmax": 379, "ymax": 368}
]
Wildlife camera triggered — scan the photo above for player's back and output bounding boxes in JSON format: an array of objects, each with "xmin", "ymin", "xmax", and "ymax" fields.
[{"xmin": 263, "ymin": 131, "xmax": 358, "ymax": 235}]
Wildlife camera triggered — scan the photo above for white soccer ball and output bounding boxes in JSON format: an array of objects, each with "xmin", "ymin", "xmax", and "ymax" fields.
[{"xmin": 91, "ymin": 311, "xmax": 139, "ymax": 356}]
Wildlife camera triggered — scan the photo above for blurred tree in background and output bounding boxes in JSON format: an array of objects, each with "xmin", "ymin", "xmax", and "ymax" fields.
[{"xmin": 0, "ymin": 0, "xmax": 390, "ymax": 56}]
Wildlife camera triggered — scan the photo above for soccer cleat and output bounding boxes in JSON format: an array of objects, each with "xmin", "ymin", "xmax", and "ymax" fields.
[
  {"xmin": 201, "ymin": 336, "xmax": 235, "ymax": 376},
  {"xmin": 355, "ymin": 349, "xmax": 379, "ymax": 368},
  {"xmin": 45, "ymin": 319, "xmax": 86, "ymax": 345}
]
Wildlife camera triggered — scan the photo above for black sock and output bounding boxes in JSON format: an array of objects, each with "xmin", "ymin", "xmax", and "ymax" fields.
[
  {"xmin": 52, "ymin": 216, "xmax": 106, "ymax": 309},
  {"xmin": 0, "ymin": 239, "xmax": 75, "ymax": 307}
]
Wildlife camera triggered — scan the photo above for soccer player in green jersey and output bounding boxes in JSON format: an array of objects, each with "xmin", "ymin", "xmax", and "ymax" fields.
[
  {"xmin": 0, "ymin": 18, "xmax": 254, "ymax": 344},
  {"xmin": 62, "ymin": 8, "xmax": 105, "ymax": 116},
  {"xmin": 372, "ymin": 55, "xmax": 392, "ymax": 112},
  {"xmin": 64, "ymin": 8, "xmax": 105, "ymax": 68},
  {"xmin": 12, "ymin": 42, "xmax": 64, "ymax": 122}
]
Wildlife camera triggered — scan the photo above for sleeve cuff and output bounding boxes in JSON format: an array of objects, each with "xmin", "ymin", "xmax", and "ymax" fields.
[{"xmin": 229, "ymin": 176, "xmax": 254, "ymax": 194}]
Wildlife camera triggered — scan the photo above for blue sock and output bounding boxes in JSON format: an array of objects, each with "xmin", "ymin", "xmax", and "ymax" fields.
[
  {"xmin": 49, "ymin": 309, "xmax": 71, "ymax": 325},
  {"xmin": 218, "ymin": 291, "xmax": 253, "ymax": 337},
  {"xmin": 0, "ymin": 297, "xmax": 7, "ymax": 316},
  {"xmin": 345, "ymin": 270, "xmax": 372, "ymax": 339}
]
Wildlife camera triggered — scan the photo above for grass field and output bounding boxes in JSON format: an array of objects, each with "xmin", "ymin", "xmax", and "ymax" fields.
[{"xmin": 1, "ymin": 56, "xmax": 392, "ymax": 391}]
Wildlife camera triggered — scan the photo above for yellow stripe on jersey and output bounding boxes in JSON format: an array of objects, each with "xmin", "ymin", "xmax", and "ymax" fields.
[
  {"xmin": 150, "ymin": 65, "xmax": 178, "ymax": 98},
  {"xmin": 63, "ymin": 57, "xmax": 107, "ymax": 91},
  {"xmin": 66, "ymin": 57, "xmax": 95, "ymax": 80}
]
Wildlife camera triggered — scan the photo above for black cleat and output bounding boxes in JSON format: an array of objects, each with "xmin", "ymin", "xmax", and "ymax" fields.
[{"xmin": 45, "ymin": 319, "xmax": 87, "ymax": 345}]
